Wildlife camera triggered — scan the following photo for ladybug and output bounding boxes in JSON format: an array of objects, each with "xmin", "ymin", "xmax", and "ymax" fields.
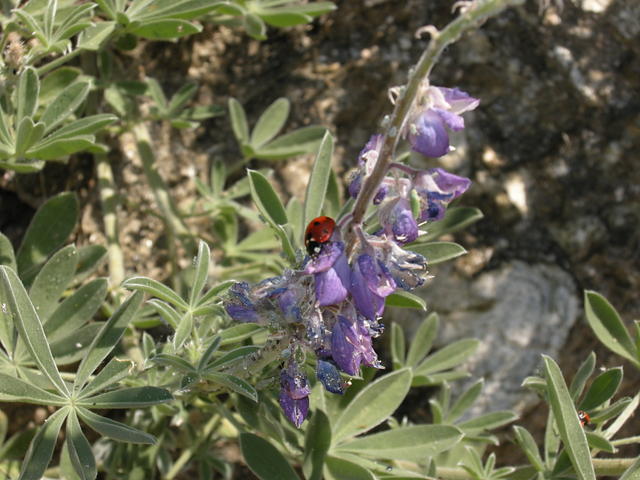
[
  {"xmin": 305, "ymin": 216, "xmax": 336, "ymax": 256},
  {"xmin": 578, "ymin": 410, "xmax": 591, "ymax": 427}
]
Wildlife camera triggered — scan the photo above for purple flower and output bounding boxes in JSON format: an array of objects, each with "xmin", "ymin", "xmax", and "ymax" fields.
[
  {"xmin": 408, "ymin": 86, "xmax": 479, "ymax": 158},
  {"xmin": 305, "ymin": 242, "xmax": 351, "ymax": 306},
  {"xmin": 279, "ymin": 363, "xmax": 311, "ymax": 428},
  {"xmin": 378, "ymin": 241, "xmax": 428, "ymax": 290},
  {"xmin": 379, "ymin": 197, "xmax": 419, "ymax": 245},
  {"xmin": 331, "ymin": 315, "xmax": 380, "ymax": 376},
  {"xmin": 224, "ymin": 282, "xmax": 260, "ymax": 323},
  {"xmin": 414, "ymin": 168, "xmax": 471, "ymax": 222},
  {"xmin": 316, "ymin": 360, "xmax": 345, "ymax": 394},
  {"xmin": 348, "ymin": 134, "xmax": 386, "ymax": 200},
  {"xmin": 350, "ymin": 254, "xmax": 396, "ymax": 321}
]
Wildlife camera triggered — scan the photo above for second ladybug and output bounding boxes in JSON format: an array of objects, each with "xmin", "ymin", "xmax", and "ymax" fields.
[{"xmin": 305, "ymin": 216, "xmax": 336, "ymax": 256}]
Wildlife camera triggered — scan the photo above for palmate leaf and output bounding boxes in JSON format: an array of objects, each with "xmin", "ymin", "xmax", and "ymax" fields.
[
  {"xmin": 122, "ymin": 276, "xmax": 188, "ymax": 310},
  {"xmin": 66, "ymin": 410, "xmax": 96, "ymax": 480},
  {"xmin": 19, "ymin": 406, "xmax": 69, "ymax": 480},
  {"xmin": 385, "ymin": 291, "xmax": 426, "ymax": 311},
  {"xmin": 73, "ymin": 291, "xmax": 143, "ymax": 391},
  {"xmin": 405, "ymin": 312, "xmax": 439, "ymax": 368},
  {"xmin": 0, "ymin": 372, "xmax": 66, "ymax": 405},
  {"xmin": 78, "ymin": 386, "xmax": 173, "ymax": 408},
  {"xmin": 578, "ymin": 367, "xmax": 622, "ymax": 411},
  {"xmin": 78, "ymin": 357, "xmax": 133, "ymax": 398},
  {"xmin": 189, "ymin": 240, "xmax": 210, "ymax": 306},
  {"xmin": 408, "ymin": 241, "xmax": 467, "ymax": 265},
  {"xmin": 324, "ymin": 456, "xmax": 374, "ymax": 480},
  {"xmin": 76, "ymin": 407, "xmax": 155, "ymax": 444},
  {"xmin": 250, "ymin": 97, "xmax": 290, "ymax": 148},
  {"xmin": 16, "ymin": 67, "xmax": 40, "ymax": 122},
  {"xmin": 0, "ymin": 266, "xmax": 69, "ymax": 396},
  {"xmin": 303, "ymin": 409, "xmax": 331, "ymax": 480}
]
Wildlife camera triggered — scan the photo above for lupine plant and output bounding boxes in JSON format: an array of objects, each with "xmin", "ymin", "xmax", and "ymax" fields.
[{"xmin": 0, "ymin": 0, "xmax": 639, "ymax": 479}]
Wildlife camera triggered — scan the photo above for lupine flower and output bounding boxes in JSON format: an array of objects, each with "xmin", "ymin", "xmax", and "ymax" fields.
[
  {"xmin": 279, "ymin": 362, "xmax": 311, "ymax": 427},
  {"xmin": 414, "ymin": 168, "xmax": 471, "ymax": 221},
  {"xmin": 331, "ymin": 314, "xmax": 380, "ymax": 375},
  {"xmin": 407, "ymin": 86, "xmax": 479, "ymax": 158},
  {"xmin": 379, "ymin": 197, "xmax": 419, "ymax": 245},
  {"xmin": 316, "ymin": 359, "xmax": 345, "ymax": 394},
  {"xmin": 304, "ymin": 241, "xmax": 351, "ymax": 306},
  {"xmin": 350, "ymin": 253, "xmax": 396, "ymax": 321}
]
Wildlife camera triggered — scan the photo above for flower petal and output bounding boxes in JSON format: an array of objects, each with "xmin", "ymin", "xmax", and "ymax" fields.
[
  {"xmin": 316, "ymin": 360, "xmax": 345, "ymax": 394},
  {"xmin": 279, "ymin": 390, "xmax": 309, "ymax": 428},
  {"xmin": 409, "ymin": 110, "xmax": 450, "ymax": 158}
]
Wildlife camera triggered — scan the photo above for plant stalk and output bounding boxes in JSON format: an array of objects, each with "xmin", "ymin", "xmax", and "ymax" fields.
[{"xmin": 347, "ymin": 0, "xmax": 523, "ymax": 240}]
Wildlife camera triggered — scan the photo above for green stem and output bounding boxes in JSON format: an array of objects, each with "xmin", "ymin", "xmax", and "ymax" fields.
[
  {"xmin": 348, "ymin": 0, "xmax": 523, "ymax": 237},
  {"xmin": 35, "ymin": 48, "xmax": 81, "ymax": 76},
  {"xmin": 96, "ymin": 153, "xmax": 125, "ymax": 288},
  {"xmin": 612, "ymin": 435, "xmax": 640, "ymax": 446},
  {"xmin": 165, "ymin": 413, "xmax": 221, "ymax": 479}
]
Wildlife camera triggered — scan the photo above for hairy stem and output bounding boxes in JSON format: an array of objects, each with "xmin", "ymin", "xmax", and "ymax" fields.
[
  {"xmin": 96, "ymin": 153, "xmax": 125, "ymax": 288},
  {"xmin": 348, "ymin": 0, "xmax": 523, "ymax": 239}
]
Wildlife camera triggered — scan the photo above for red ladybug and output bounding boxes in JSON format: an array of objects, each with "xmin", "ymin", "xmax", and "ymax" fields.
[
  {"xmin": 578, "ymin": 410, "xmax": 591, "ymax": 427},
  {"xmin": 305, "ymin": 216, "xmax": 336, "ymax": 256}
]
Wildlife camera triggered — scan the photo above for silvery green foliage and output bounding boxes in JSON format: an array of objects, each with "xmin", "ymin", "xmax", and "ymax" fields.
[{"xmin": 0, "ymin": 0, "xmax": 639, "ymax": 479}]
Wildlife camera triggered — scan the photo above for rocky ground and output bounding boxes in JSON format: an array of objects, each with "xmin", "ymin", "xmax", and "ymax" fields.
[{"xmin": 1, "ymin": 0, "xmax": 639, "ymax": 471}]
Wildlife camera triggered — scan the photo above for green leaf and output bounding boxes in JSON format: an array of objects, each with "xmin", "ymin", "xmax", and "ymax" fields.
[
  {"xmin": 579, "ymin": 367, "xmax": 622, "ymax": 411},
  {"xmin": 260, "ymin": 11, "xmax": 311, "ymax": 27},
  {"xmin": 131, "ymin": 19, "xmax": 201, "ymax": 39},
  {"xmin": 206, "ymin": 345, "xmax": 260, "ymax": 369},
  {"xmin": 385, "ymin": 291, "xmax": 427, "ymax": 310},
  {"xmin": 173, "ymin": 311, "xmax": 193, "ymax": 349},
  {"xmin": 422, "ymin": 207, "xmax": 484, "ymax": 241},
  {"xmin": 50, "ymin": 323, "xmax": 103, "ymax": 365},
  {"xmin": 18, "ymin": 407, "xmax": 69, "ymax": 480},
  {"xmin": 28, "ymin": 244, "xmax": 78, "ymax": 323},
  {"xmin": 457, "ymin": 411, "xmax": 518, "ymax": 434},
  {"xmin": 45, "ymin": 278, "xmax": 107, "ymax": 341},
  {"xmin": 16, "ymin": 192, "xmax": 78, "ymax": 282},
  {"xmin": 0, "ymin": 233, "xmax": 17, "ymax": 272},
  {"xmin": 145, "ymin": 77, "xmax": 167, "ymax": 110},
  {"xmin": 408, "ymin": 241, "xmax": 467, "ymax": 265},
  {"xmin": 570, "ymin": 352, "xmax": 596, "ymax": 401},
  {"xmin": 15, "ymin": 118, "xmax": 45, "ymax": 156},
  {"xmin": 122, "ymin": 276, "xmax": 188, "ymax": 310},
  {"xmin": 303, "ymin": 409, "xmax": 331, "ymax": 480},
  {"xmin": 447, "ymin": 380, "xmax": 483, "ymax": 423},
  {"xmin": 247, "ymin": 169, "xmax": 288, "ymax": 225},
  {"xmin": 620, "ymin": 456, "xmax": 640, "ymax": 480},
  {"xmin": 542, "ymin": 355, "xmax": 596, "ymax": 480},
  {"xmin": 147, "ymin": 299, "xmax": 180, "ymax": 329},
  {"xmin": 584, "ymin": 291, "xmax": 638, "ymax": 366},
  {"xmin": 250, "ymin": 98, "xmax": 290, "ymax": 148},
  {"xmin": 151, "ymin": 353, "xmax": 196, "ymax": 372},
  {"xmin": 240, "ymin": 433, "xmax": 300, "ymax": 480},
  {"xmin": 189, "ymin": 240, "xmax": 210, "ymax": 305},
  {"xmin": 333, "ymin": 368, "xmax": 412, "ymax": 443},
  {"xmin": 513, "ymin": 425, "xmax": 544, "ymax": 472},
  {"xmin": 27, "ymin": 135, "xmax": 96, "ymax": 160},
  {"xmin": 324, "ymin": 456, "xmax": 375, "ymax": 480},
  {"xmin": 414, "ymin": 339, "xmax": 479, "ymax": 376},
  {"xmin": 205, "ymin": 372, "xmax": 258, "ymax": 402},
  {"xmin": 406, "ymin": 313, "xmax": 439, "ymax": 368},
  {"xmin": 337, "ymin": 425, "xmax": 462, "ymax": 462},
  {"xmin": 66, "ymin": 410, "xmax": 96, "ymax": 480},
  {"xmin": 585, "ymin": 432, "xmax": 615, "ymax": 453},
  {"xmin": 40, "ymin": 81, "xmax": 90, "ymax": 134},
  {"xmin": 16, "ymin": 67, "xmax": 40, "ymax": 122},
  {"xmin": 74, "ymin": 291, "xmax": 143, "ymax": 391},
  {"xmin": 79, "ymin": 357, "xmax": 134, "ymax": 398},
  {"xmin": 77, "ymin": 407, "xmax": 155, "ymax": 444},
  {"xmin": 78, "ymin": 21, "xmax": 116, "ymax": 50},
  {"xmin": 236, "ymin": 228, "xmax": 280, "ymax": 252},
  {"xmin": 255, "ymin": 126, "xmax": 327, "ymax": 160},
  {"xmin": 244, "ymin": 13, "xmax": 266, "ymax": 40},
  {"xmin": 39, "ymin": 68, "xmax": 81, "ymax": 105},
  {"xmin": 196, "ymin": 336, "xmax": 221, "ymax": 371},
  {"xmin": 0, "ymin": 266, "xmax": 69, "ymax": 396},
  {"xmin": 168, "ymin": 82, "xmax": 198, "ymax": 116},
  {"xmin": 0, "ymin": 372, "xmax": 66, "ymax": 405},
  {"xmin": 390, "ymin": 322, "xmax": 406, "ymax": 368},
  {"xmin": 79, "ymin": 386, "xmax": 172, "ymax": 408},
  {"xmin": 47, "ymin": 114, "xmax": 118, "ymax": 140},
  {"xmin": 303, "ymin": 131, "xmax": 333, "ymax": 230},
  {"xmin": 74, "ymin": 246, "xmax": 106, "ymax": 281},
  {"xmin": 228, "ymin": 97, "xmax": 249, "ymax": 144},
  {"xmin": 134, "ymin": 0, "xmax": 226, "ymax": 21}
]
